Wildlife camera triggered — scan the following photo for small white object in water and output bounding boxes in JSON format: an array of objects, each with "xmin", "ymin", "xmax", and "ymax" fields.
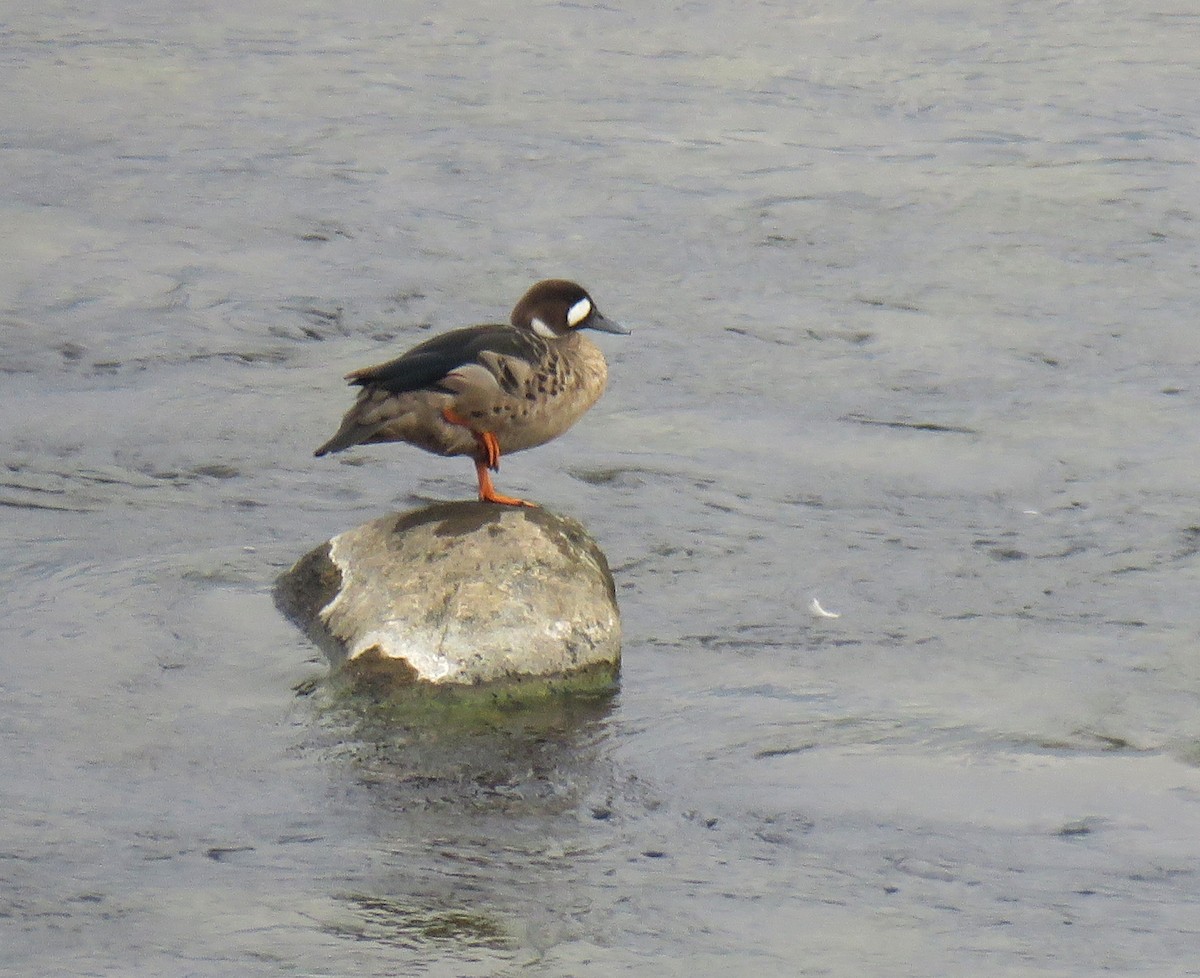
[{"xmin": 810, "ymin": 598, "xmax": 840, "ymax": 619}]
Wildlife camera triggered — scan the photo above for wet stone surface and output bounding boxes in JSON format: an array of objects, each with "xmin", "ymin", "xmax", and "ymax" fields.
[{"xmin": 277, "ymin": 502, "xmax": 620, "ymax": 689}]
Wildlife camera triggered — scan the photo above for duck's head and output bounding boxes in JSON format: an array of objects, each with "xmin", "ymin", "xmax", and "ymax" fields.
[{"xmin": 511, "ymin": 279, "xmax": 629, "ymax": 339}]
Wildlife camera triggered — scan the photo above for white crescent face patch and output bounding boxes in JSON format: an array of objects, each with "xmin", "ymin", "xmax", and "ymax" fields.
[
  {"xmin": 566, "ymin": 296, "xmax": 592, "ymax": 328},
  {"xmin": 531, "ymin": 316, "xmax": 557, "ymax": 338}
]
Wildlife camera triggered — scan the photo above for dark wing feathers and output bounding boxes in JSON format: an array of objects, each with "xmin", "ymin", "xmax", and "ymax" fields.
[{"xmin": 347, "ymin": 324, "xmax": 540, "ymax": 394}]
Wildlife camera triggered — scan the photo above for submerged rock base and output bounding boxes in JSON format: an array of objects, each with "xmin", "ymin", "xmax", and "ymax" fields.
[{"xmin": 277, "ymin": 502, "xmax": 621, "ymax": 692}]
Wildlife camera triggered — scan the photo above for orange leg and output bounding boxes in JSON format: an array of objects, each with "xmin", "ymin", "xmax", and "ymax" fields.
[
  {"xmin": 478, "ymin": 430, "xmax": 501, "ymax": 472},
  {"xmin": 442, "ymin": 406, "xmax": 536, "ymax": 507},
  {"xmin": 474, "ymin": 460, "xmax": 536, "ymax": 507}
]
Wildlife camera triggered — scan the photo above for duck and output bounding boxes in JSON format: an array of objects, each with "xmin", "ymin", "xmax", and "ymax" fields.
[{"xmin": 314, "ymin": 279, "xmax": 628, "ymax": 506}]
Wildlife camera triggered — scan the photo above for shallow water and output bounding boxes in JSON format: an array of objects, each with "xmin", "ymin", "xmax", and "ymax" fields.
[{"xmin": 3, "ymin": 1, "xmax": 1200, "ymax": 974}]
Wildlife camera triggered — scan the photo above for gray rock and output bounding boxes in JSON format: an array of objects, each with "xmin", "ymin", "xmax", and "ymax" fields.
[{"xmin": 277, "ymin": 502, "xmax": 621, "ymax": 691}]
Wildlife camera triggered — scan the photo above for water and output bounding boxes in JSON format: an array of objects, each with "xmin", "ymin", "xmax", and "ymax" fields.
[{"xmin": 3, "ymin": 1, "xmax": 1199, "ymax": 974}]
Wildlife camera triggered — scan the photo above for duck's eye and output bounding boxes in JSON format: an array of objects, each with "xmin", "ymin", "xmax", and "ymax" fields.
[
  {"xmin": 531, "ymin": 316, "xmax": 557, "ymax": 338},
  {"xmin": 566, "ymin": 297, "xmax": 592, "ymax": 328}
]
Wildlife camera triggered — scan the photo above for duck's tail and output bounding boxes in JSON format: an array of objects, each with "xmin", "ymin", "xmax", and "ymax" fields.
[{"xmin": 314, "ymin": 417, "xmax": 381, "ymax": 457}]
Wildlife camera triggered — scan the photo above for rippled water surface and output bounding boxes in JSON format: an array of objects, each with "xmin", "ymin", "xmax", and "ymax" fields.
[{"xmin": 3, "ymin": 2, "xmax": 1199, "ymax": 975}]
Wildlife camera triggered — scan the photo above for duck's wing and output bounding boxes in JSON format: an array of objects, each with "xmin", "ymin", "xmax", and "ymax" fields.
[{"xmin": 346, "ymin": 324, "xmax": 540, "ymax": 394}]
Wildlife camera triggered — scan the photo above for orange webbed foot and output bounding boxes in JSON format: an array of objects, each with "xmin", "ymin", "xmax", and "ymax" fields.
[
  {"xmin": 442, "ymin": 406, "xmax": 535, "ymax": 506},
  {"xmin": 479, "ymin": 431, "xmax": 501, "ymax": 472},
  {"xmin": 475, "ymin": 461, "xmax": 537, "ymax": 508}
]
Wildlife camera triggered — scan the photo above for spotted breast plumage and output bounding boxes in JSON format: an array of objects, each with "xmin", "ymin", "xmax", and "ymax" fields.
[{"xmin": 314, "ymin": 279, "xmax": 627, "ymax": 507}]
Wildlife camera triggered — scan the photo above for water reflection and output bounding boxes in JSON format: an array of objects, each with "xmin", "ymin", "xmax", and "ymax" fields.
[{"xmin": 308, "ymin": 683, "xmax": 621, "ymax": 964}]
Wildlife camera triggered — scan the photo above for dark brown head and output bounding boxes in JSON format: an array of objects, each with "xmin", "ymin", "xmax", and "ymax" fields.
[{"xmin": 510, "ymin": 280, "xmax": 629, "ymax": 339}]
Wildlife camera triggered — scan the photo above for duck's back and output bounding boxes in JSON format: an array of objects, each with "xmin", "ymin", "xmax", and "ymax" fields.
[{"xmin": 346, "ymin": 324, "xmax": 539, "ymax": 394}]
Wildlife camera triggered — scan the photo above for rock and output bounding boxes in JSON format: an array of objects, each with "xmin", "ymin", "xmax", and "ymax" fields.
[{"xmin": 277, "ymin": 502, "xmax": 621, "ymax": 692}]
